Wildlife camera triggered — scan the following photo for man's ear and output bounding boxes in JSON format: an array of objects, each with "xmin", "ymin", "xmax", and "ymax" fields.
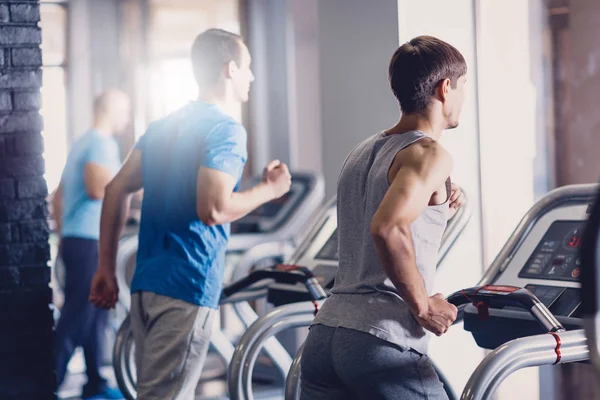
[
  {"xmin": 435, "ymin": 78, "xmax": 451, "ymax": 103},
  {"xmin": 224, "ymin": 60, "xmax": 237, "ymax": 79}
]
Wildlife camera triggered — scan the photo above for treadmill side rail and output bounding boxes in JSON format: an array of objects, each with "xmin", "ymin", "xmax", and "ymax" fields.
[
  {"xmin": 460, "ymin": 329, "xmax": 589, "ymax": 400},
  {"xmin": 227, "ymin": 301, "xmax": 323, "ymax": 400}
]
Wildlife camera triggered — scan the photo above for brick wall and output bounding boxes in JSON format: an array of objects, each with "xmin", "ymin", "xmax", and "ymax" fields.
[{"xmin": 0, "ymin": 0, "xmax": 55, "ymax": 399}]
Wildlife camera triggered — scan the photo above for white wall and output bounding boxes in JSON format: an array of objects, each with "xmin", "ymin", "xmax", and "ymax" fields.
[
  {"xmin": 67, "ymin": 0, "xmax": 93, "ymax": 143},
  {"xmin": 317, "ymin": 0, "xmax": 400, "ymax": 198},
  {"xmin": 288, "ymin": 0, "xmax": 322, "ymax": 174},
  {"xmin": 66, "ymin": 0, "xmax": 127, "ymax": 144},
  {"xmin": 472, "ymin": 0, "xmax": 550, "ymax": 399},
  {"xmin": 396, "ymin": 0, "xmax": 486, "ymax": 395},
  {"xmin": 246, "ymin": 0, "xmax": 294, "ymax": 174}
]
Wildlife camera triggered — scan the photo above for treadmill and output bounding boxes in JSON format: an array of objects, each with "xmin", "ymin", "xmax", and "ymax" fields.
[
  {"xmin": 115, "ymin": 172, "xmax": 324, "ymax": 310},
  {"xmin": 461, "ymin": 184, "xmax": 595, "ymax": 347},
  {"xmin": 112, "ymin": 172, "xmax": 324, "ymax": 399},
  {"xmin": 228, "ymin": 189, "xmax": 473, "ymax": 400},
  {"xmin": 282, "ymin": 184, "xmax": 597, "ymax": 400}
]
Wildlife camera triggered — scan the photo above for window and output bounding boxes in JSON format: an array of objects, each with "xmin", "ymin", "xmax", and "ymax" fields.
[
  {"xmin": 40, "ymin": 2, "xmax": 68, "ymax": 193},
  {"xmin": 146, "ymin": 0, "xmax": 242, "ymax": 127}
]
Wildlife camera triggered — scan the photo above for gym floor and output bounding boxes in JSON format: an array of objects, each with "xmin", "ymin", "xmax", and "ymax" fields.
[{"xmin": 58, "ymin": 349, "xmax": 284, "ymax": 400}]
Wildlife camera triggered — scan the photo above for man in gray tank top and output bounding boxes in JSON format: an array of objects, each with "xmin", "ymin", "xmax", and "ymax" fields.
[{"xmin": 301, "ymin": 36, "xmax": 468, "ymax": 400}]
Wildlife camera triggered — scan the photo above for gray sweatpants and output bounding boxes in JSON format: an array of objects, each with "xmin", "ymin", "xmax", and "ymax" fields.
[
  {"xmin": 130, "ymin": 292, "xmax": 216, "ymax": 400},
  {"xmin": 300, "ymin": 324, "xmax": 449, "ymax": 400}
]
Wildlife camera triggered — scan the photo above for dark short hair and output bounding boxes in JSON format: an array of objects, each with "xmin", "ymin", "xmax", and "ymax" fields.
[
  {"xmin": 389, "ymin": 36, "xmax": 467, "ymax": 114},
  {"xmin": 191, "ymin": 28, "xmax": 244, "ymax": 89},
  {"xmin": 93, "ymin": 88, "xmax": 128, "ymax": 118}
]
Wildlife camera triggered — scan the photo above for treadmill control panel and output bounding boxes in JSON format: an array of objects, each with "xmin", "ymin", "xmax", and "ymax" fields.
[
  {"xmin": 231, "ymin": 175, "xmax": 313, "ymax": 234},
  {"xmin": 518, "ymin": 221, "xmax": 583, "ymax": 281},
  {"xmin": 247, "ymin": 190, "xmax": 296, "ymax": 219},
  {"xmin": 463, "ymin": 195, "xmax": 595, "ymax": 350}
]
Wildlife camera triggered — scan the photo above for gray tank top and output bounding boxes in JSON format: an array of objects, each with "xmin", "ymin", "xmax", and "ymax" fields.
[{"xmin": 313, "ymin": 130, "xmax": 450, "ymax": 355}]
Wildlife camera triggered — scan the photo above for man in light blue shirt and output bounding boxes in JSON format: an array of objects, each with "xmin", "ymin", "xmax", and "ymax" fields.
[
  {"xmin": 90, "ymin": 29, "xmax": 291, "ymax": 398},
  {"xmin": 52, "ymin": 89, "xmax": 130, "ymax": 399}
]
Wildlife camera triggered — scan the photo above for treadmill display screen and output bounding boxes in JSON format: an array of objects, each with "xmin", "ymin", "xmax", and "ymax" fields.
[
  {"xmin": 315, "ymin": 229, "xmax": 339, "ymax": 261},
  {"xmin": 248, "ymin": 189, "xmax": 295, "ymax": 218},
  {"xmin": 519, "ymin": 221, "xmax": 583, "ymax": 281}
]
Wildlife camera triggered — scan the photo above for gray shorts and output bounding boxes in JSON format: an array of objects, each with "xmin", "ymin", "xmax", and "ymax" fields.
[
  {"xmin": 300, "ymin": 324, "xmax": 449, "ymax": 400},
  {"xmin": 130, "ymin": 292, "xmax": 216, "ymax": 400}
]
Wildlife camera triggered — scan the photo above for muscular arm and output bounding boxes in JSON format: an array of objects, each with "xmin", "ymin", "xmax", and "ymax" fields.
[
  {"xmin": 196, "ymin": 166, "xmax": 276, "ymax": 226},
  {"xmin": 370, "ymin": 140, "xmax": 453, "ymax": 317},
  {"xmin": 97, "ymin": 149, "xmax": 143, "ymax": 274}
]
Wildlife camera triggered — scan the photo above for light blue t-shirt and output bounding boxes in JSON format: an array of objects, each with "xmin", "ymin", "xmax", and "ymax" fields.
[
  {"xmin": 130, "ymin": 101, "xmax": 248, "ymax": 309},
  {"xmin": 61, "ymin": 130, "xmax": 121, "ymax": 240}
]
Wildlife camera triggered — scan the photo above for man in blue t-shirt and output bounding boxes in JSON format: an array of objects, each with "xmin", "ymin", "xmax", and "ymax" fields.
[
  {"xmin": 90, "ymin": 29, "xmax": 291, "ymax": 398},
  {"xmin": 52, "ymin": 89, "xmax": 130, "ymax": 399}
]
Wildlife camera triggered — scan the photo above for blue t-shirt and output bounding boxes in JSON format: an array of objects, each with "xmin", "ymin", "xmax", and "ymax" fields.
[
  {"xmin": 61, "ymin": 130, "xmax": 121, "ymax": 240},
  {"xmin": 130, "ymin": 101, "xmax": 248, "ymax": 309}
]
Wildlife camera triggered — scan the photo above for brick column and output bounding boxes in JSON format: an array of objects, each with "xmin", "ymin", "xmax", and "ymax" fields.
[{"xmin": 0, "ymin": 0, "xmax": 55, "ymax": 399}]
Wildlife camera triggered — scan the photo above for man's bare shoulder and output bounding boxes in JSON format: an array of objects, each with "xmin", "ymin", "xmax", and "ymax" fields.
[{"xmin": 392, "ymin": 138, "xmax": 452, "ymax": 171}]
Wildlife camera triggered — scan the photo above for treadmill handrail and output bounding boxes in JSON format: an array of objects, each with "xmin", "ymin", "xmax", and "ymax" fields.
[
  {"xmin": 446, "ymin": 285, "xmax": 565, "ymax": 333},
  {"xmin": 479, "ymin": 184, "xmax": 598, "ymax": 286},
  {"xmin": 460, "ymin": 329, "xmax": 589, "ymax": 400},
  {"xmin": 221, "ymin": 265, "xmax": 327, "ymax": 300},
  {"xmin": 227, "ymin": 301, "xmax": 322, "ymax": 400},
  {"xmin": 284, "ymin": 343, "xmax": 304, "ymax": 400}
]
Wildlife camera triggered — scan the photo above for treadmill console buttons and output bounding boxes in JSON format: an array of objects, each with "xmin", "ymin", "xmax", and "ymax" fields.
[
  {"xmin": 541, "ymin": 240, "xmax": 559, "ymax": 252},
  {"xmin": 525, "ymin": 254, "xmax": 552, "ymax": 275},
  {"xmin": 571, "ymin": 267, "xmax": 580, "ymax": 278},
  {"xmin": 564, "ymin": 228, "xmax": 582, "ymax": 249},
  {"xmin": 519, "ymin": 221, "xmax": 584, "ymax": 282}
]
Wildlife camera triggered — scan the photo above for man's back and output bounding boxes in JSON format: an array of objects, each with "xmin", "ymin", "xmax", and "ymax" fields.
[
  {"xmin": 301, "ymin": 35, "xmax": 466, "ymax": 400},
  {"xmin": 61, "ymin": 130, "xmax": 120, "ymax": 240},
  {"xmin": 314, "ymin": 131, "xmax": 449, "ymax": 355},
  {"xmin": 131, "ymin": 100, "xmax": 248, "ymax": 308}
]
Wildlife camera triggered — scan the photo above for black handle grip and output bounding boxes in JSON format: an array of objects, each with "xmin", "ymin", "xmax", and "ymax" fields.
[
  {"xmin": 446, "ymin": 285, "xmax": 565, "ymax": 333},
  {"xmin": 447, "ymin": 285, "xmax": 538, "ymax": 309},
  {"xmin": 220, "ymin": 265, "xmax": 327, "ymax": 301},
  {"xmin": 221, "ymin": 269, "xmax": 274, "ymax": 298}
]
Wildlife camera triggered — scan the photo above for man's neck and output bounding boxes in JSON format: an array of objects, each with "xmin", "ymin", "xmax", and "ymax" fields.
[
  {"xmin": 387, "ymin": 112, "xmax": 445, "ymax": 141},
  {"xmin": 198, "ymin": 88, "xmax": 238, "ymax": 117},
  {"xmin": 93, "ymin": 121, "xmax": 113, "ymax": 137}
]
